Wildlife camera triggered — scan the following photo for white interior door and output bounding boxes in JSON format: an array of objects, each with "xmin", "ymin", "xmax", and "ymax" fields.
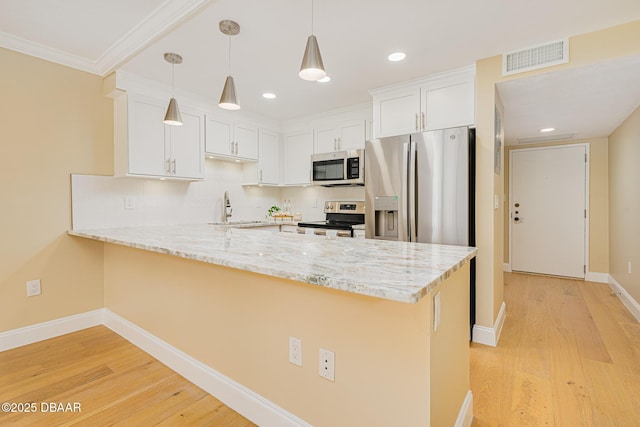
[{"xmin": 510, "ymin": 145, "xmax": 587, "ymax": 278}]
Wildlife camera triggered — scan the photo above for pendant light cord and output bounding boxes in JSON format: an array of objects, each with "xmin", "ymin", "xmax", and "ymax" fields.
[
  {"xmin": 171, "ymin": 63, "xmax": 175, "ymax": 97},
  {"xmin": 228, "ymin": 36, "xmax": 232, "ymax": 74},
  {"xmin": 311, "ymin": 0, "xmax": 314, "ymax": 35}
]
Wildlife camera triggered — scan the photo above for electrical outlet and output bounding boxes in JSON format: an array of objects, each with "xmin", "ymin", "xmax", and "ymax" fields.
[
  {"xmin": 124, "ymin": 196, "xmax": 136, "ymax": 210},
  {"xmin": 289, "ymin": 336, "xmax": 302, "ymax": 367},
  {"xmin": 319, "ymin": 348, "xmax": 335, "ymax": 381},
  {"xmin": 26, "ymin": 279, "xmax": 41, "ymax": 297}
]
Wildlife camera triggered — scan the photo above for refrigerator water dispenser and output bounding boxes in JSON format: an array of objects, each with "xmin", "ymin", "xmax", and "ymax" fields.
[{"xmin": 373, "ymin": 196, "xmax": 398, "ymax": 240}]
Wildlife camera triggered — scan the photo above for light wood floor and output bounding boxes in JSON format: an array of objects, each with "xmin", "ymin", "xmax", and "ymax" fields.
[
  {"xmin": 471, "ymin": 272, "xmax": 640, "ymax": 427},
  {"xmin": 0, "ymin": 326, "xmax": 256, "ymax": 426}
]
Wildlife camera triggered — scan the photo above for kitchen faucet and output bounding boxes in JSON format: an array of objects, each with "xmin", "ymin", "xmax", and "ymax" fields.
[{"xmin": 223, "ymin": 191, "xmax": 232, "ymax": 223}]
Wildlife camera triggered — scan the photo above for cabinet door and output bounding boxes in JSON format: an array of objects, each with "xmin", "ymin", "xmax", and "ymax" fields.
[
  {"xmin": 338, "ymin": 120, "xmax": 365, "ymax": 150},
  {"xmin": 373, "ymin": 89, "xmax": 420, "ymax": 138},
  {"xmin": 315, "ymin": 127, "xmax": 337, "ymax": 153},
  {"xmin": 421, "ymin": 76, "xmax": 475, "ymax": 131},
  {"xmin": 235, "ymin": 122, "xmax": 258, "ymax": 160},
  {"xmin": 258, "ymin": 129, "xmax": 280, "ymax": 184},
  {"xmin": 128, "ymin": 95, "xmax": 168, "ymax": 177},
  {"xmin": 205, "ymin": 115, "xmax": 233, "ymax": 156},
  {"xmin": 168, "ymin": 109, "xmax": 204, "ymax": 179},
  {"xmin": 284, "ymin": 131, "xmax": 314, "ymax": 185}
]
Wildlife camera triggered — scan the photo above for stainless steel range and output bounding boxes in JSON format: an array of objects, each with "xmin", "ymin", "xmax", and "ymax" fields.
[{"xmin": 297, "ymin": 201, "xmax": 365, "ymax": 238}]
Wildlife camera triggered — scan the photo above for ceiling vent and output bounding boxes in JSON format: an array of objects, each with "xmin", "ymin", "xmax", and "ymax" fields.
[
  {"xmin": 503, "ymin": 39, "xmax": 569, "ymax": 76},
  {"xmin": 517, "ymin": 132, "xmax": 576, "ymax": 144}
]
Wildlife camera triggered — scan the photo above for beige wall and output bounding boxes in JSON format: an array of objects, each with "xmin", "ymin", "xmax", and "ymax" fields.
[
  {"xmin": 503, "ymin": 138, "xmax": 610, "ymax": 274},
  {"xmin": 474, "ymin": 20, "xmax": 640, "ymax": 330},
  {"xmin": 609, "ymin": 106, "xmax": 640, "ymax": 301},
  {"xmin": 103, "ymin": 243, "xmax": 470, "ymax": 426},
  {"xmin": 0, "ymin": 48, "xmax": 112, "ymax": 332}
]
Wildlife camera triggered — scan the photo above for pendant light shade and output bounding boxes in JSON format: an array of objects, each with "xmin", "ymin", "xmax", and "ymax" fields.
[
  {"xmin": 218, "ymin": 20, "xmax": 241, "ymax": 111},
  {"xmin": 219, "ymin": 75, "xmax": 240, "ymax": 110},
  {"xmin": 163, "ymin": 52, "xmax": 183, "ymax": 126},
  {"xmin": 299, "ymin": 0, "xmax": 326, "ymax": 81},
  {"xmin": 164, "ymin": 97, "xmax": 183, "ymax": 125},
  {"xmin": 299, "ymin": 35, "xmax": 326, "ymax": 81}
]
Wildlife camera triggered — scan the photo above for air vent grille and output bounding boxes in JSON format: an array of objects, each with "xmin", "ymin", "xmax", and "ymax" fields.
[
  {"xmin": 517, "ymin": 132, "xmax": 576, "ymax": 144},
  {"xmin": 503, "ymin": 39, "xmax": 568, "ymax": 76}
]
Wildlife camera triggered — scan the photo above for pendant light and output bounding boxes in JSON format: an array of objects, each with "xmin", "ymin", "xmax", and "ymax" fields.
[
  {"xmin": 299, "ymin": 0, "xmax": 326, "ymax": 81},
  {"xmin": 218, "ymin": 20, "xmax": 241, "ymax": 110},
  {"xmin": 163, "ymin": 53, "xmax": 183, "ymax": 126}
]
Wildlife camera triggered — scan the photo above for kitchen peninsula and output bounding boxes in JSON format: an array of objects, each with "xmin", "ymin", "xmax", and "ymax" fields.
[{"xmin": 70, "ymin": 224, "xmax": 476, "ymax": 426}]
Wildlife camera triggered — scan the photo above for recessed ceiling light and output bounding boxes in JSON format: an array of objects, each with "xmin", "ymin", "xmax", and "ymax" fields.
[
  {"xmin": 540, "ymin": 127, "xmax": 555, "ymax": 133},
  {"xmin": 388, "ymin": 52, "xmax": 406, "ymax": 62},
  {"xmin": 262, "ymin": 93, "xmax": 276, "ymax": 99},
  {"xmin": 317, "ymin": 76, "xmax": 331, "ymax": 83}
]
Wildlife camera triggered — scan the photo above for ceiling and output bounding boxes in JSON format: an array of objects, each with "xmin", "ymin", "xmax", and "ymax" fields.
[
  {"xmin": 498, "ymin": 54, "xmax": 640, "ymax": 146},
  {"xmin": 2, "ymin": 0, "xmax": 640, "ymax": 132}
]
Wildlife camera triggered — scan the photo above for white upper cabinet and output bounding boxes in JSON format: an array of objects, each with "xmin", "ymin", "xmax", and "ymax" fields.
[
  {"xmin": 371, "ymin": 66, "xmax": 475, "ymax": 138},
  {"xmin": 242, "ymin": 128, "xmax": 281, "ymax": 185},
  {"xmin": 257, "ymin": 129, "xmax": 280, "ymax": 184},
  {"xmin": 116, "ymin": 92, "xmax": 204, "ymax": 180},
  {"xmin": 284, "ymin": 130, "xmax": 314, "ymax": 185},
  {"xmin": 234, "ymin": 122, "xmax": 258, "ymax": 160},
  {"xmin": 373, "ymin": 89, "xmax": 421, "ymax": 138},
  {"xmin": 205, "ymin": 114, "xmax": 258, "ymax": 161},
  {"xmin": 314, "ymin": 120, "xmax": 366, "ymax": 153}
]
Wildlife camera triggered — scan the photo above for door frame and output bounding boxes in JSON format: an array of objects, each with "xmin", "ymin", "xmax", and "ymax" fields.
[{"xmin": 508, "ymin": 143, "xmax": 590, "ymax": 278}]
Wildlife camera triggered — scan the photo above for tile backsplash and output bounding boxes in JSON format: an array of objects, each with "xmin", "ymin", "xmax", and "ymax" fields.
[{"xmin": 71, "ymin": 160, "xmax": 365, "ymax": 230}]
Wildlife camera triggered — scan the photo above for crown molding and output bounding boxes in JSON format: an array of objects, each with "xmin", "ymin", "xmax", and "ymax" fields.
[{"xmin": 0, "ymin": 0, "xmax": 211, "ymax": 76}]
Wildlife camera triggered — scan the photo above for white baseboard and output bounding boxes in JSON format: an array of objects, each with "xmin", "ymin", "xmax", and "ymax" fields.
[
  {"xmin": 472, "ymin": 301, "xmax": 506, "ymax": 347},
  {"xmin": 454, "ymin": 390, "xmax": 474, "ymax": 427},
  {"xmin": 102, "ymin": 310, "xmax": 311, "ymax": 427},
  {"xmin": 585, "ymin": 271, "xmax": 609, "ymax": 283},
  {"xmin": 503, "ymin": 263, "xmax": 512, "ymax": 273},
  {"xmin": 609, "ymin": 276, "xmax": 640, "ymax": 323},
  {"xmin": 0, "ymin": 309, "xmax": 104, "ymax": 352}
]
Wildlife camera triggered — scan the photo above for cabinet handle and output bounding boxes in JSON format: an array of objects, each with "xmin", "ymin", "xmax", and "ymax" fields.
[
  {"xmin": 338, "ymin": 137, "xmax": 341, "ymax": 150},
  {"xmin": 166, "ymin": 159, "xmax": 171, "ymax": 174},
  {"xmin": 422, "ymin": 112, "xmax": 426, "ymax": 130},
  {"xmin": 234, "ymin": 141, "xmax": 238, "ymax": 155},
  {"xmin": 171, "ymin": 159, "xmax": 176, "ymax": 174},
  {"xmin": 259, "ymin": 169, "xmax": 263, "ymax": 182},
  {"xmin": 415, "ymin": 113, "xmax": 419, "ymax": 131}
]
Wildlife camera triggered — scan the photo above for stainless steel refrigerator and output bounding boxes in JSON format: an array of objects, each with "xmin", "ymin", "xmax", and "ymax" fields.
[
  {"xmin": 365, "ymin": 126, "xmax": 476, "ymax": 332},
  {"xmin": 365, "ymin": 126, "xmax": 474, "ymax": 246}
]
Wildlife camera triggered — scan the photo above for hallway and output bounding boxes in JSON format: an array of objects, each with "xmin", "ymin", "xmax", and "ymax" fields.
[{"xmin": 471, "ymin": 273, "xmax": 640, "ymax": 426}]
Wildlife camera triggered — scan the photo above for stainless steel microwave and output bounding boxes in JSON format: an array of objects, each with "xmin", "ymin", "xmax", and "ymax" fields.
[{"xmin": 311, "ymin": 149, "xmax": 365, "ymax": 186}]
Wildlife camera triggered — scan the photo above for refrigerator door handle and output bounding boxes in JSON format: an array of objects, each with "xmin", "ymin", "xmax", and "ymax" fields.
[
  {"xmin": 408, "ymin": 141, "xmax": 418, "ymax": 242},
  {"xmin": 401, "ymin": 142, "xmax": 410, "ymax": 242}
]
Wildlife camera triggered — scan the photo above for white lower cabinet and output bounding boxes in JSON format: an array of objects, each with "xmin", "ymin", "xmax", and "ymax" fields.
[
  {"xmin": 284, "ymin": 130, "xmax": 314, "ymax": 185},
  {"xmin": 280, "ymin": 225, "xmax": 299, "ymax": 233},
  {"xmin": 116, "ymin": 93, "xmax": 204, "ymax": 180}
]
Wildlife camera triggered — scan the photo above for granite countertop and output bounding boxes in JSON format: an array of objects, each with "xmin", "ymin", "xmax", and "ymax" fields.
[{"xmin": 69, "ymin": 224, "xmax": 476, "ymax": 304}]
